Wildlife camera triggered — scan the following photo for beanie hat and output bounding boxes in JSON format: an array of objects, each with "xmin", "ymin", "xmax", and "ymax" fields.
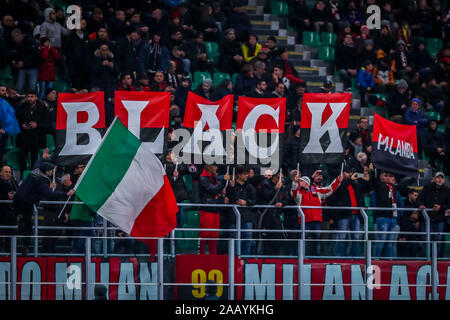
[
  {"xmin": 39, "ymin": 162, "xmax": 55, "ymax": 173},
  {"xmin": 397, "ymin": 79, "xmax": 408, "ymax": 89},
  {"xmin": 300, "ymin": 176, "xmax": 311, "ymax": 186},
  {"xmin": 203, "ymin": 78, "xmax": 213, "ymax": 86},
  {"xmin": 411, "ymin": 98, "xmax": 421, "ymax": 105}
]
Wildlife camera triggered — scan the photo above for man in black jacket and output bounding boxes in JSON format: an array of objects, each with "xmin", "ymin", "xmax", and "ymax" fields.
[
  {"xmin": 418, "ymin": 172, "xmax": 450, "ymax": 257},
  {"xmin": 257, "ymin": 171, "xmax": 289, "ymax": 255},
  {"xmin": 64, "ymin": 19, "xmax": 92, "ymax": 90},
  {"xmin": 14, "ymin": 161, "xmax": 74, "ymax": 255},
  {"xmin": 219, "ymin": 28, "xmax": 244, "ymax": 74},
  {"xmin": 15, "ymin": 91, "xmax": 49, "ymax": 174},
  {"xmin": 327, "ymin": 166, "xmax": 370, "ymax": 256},
  {"xmin": 225, "ymin": 166, "xmax": 257, "ymax": 255},
  {"xmin": 369, "ymin": 164, "xmax": 400, "ymax": 258},
  {"xmin": 0, "ymin": 165, "xmax": 17, "ymax": 252},
  {"xmin": 385, "ymin": 79, "xmax": 410, "ymax": 121},
  {"xmin": 199, "ymin": 164, "xmax": 230, "ymax": 254},
  {"xmin": 423, "ymin": 120, "xmax": 447, "ymax": 170},
  {"xmin": 335, "ymin": 33, "xmax": 358, "ymax": 91}
]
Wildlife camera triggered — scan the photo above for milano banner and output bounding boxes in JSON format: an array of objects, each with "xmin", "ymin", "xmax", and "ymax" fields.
[
  {"xmin": 55, "ymin": 92, "xmax": 106, "ymax": 166},
  {"xmin": 371, "ymin": 113, "xmax": 418, "ymax": 176},
  {"xmin": 1, "ymin": 256, "xmax": 450, "ymax": 300},
  {"xmin": 299, "ymin": 93, "xmax": 351, "ymax": 164}
]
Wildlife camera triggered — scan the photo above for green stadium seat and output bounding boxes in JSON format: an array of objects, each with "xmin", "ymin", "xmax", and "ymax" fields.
[
  {"xmin": 184, "ymin": 210, "xmax": 199, "ymax": 226},
  {"xmin": 0, "ymin": 65, "xmax": 13, "ymax": 82},
  {"xmin": 303, "ymin": 31, "xmax": 321, "ymax": 47},
  {"xmin": 193, "ymin": 71, "xmax": 211, "ymax": 89},
  {"xmin": 320, "ymin": 32, "xmax": 337, "ymax": 46},
  {"xmin": 426, "ymin": 38, "xmax": 443, "ymax": 57},
  {"xmin": 318, "ymin": 45, "xmax": 334, "ymax": 62},
  {"xmin": 46, "ymin": 134, "xmax": 55, "ymax": 152},
  {"xmin": 204, "ymin": 41, "xmax": 220, "ymax": 64},
  {"xmin": 22, "ymin": 170, "xmax": 31, "ymax": 180},
  {"xmin": 213, "ymin": 72, "xmax": 231, "ymax": 86},
  {"xmin": 426, "ymin": 111, "xmax": 441, "ymax": 121},
  {"xmin": 5, "ymin": 149, "xmax": 21, "ymax": 171},
  {"xmin": 52, "ymin": 80, "xmax": 68, "ymax": 93},
  {"xmin": 271, "ymin": 1, "xmax": 288, "ymax": 16}
]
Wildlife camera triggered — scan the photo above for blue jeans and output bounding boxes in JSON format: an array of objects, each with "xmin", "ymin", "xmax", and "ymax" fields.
[
  {"xmin": 16, "ymin": 69, "xmax": 38, "ymax": 93},
  {"xmin": 374, "ymin": 217, "xmax": 397, "ymax": 257},
  {"xmin": 305, "ymin": 221, "xmax": 322, "ymax": 256},
  {"xmin": 241, "ymin": 221, "xmax": 255, "ymax": 255},
  {"xmin": 71, "ymin": 220, "xmax": 96, "ymax": 254},
  {"xmin": 38, "ymin": 81, "xmax": 53, "ymax": 99},
  {"xmin": 335, "ymin": 215, "xmax": 362, "ymax": 257},
  {"xmin": 431, "ymin": 221, "xmax": 445, "ymax": 257}
]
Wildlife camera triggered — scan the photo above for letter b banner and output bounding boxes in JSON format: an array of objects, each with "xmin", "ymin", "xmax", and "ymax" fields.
[{"xmin": 299, "ymin": 93, "xmax": 351, "ymax": 163}]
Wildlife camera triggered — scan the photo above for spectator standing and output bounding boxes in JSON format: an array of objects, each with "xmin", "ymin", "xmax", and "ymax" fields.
[
  {"xmin": 39, "ymin": 8, "xmax": 70, "ymax": 50},
  {"xmin": 404, "ymin": 98, "xmax": 429, "ymax": 152},
  {"xmin": 198, "ymin": 164, "xmax": 229, "ymax": 254},
  {"xmin": 15, "ymin": 90, "xmax": 48, "ymax": 174},
  {"xmin": 0, "ymin": 165, "xmax": 17, "ymax": 252},
  {"xmin": 9, "ymin": 28, "xmax": 40, "ymax": 93},
  {"xmin": 357, "ymin": 60, "xmax": 375, "ymax": 108},
  {"xmin": 140, "ymin": 32, "xmax": 170, "ymax": 75},
  {"xmin": 335, "ymin": 33, "xmax": 358, "ymax": 91},
  {"xmin": 418, "ymin": 172, "xmax": 450, "ymax": 257},
  {"xmin": 37, "ymin": 37, "xmax": 61, "ymax": 99},
  {"xmin": 423, "ymin": 120, "xmax": 447, "ymax": 170},
  {"xmin": 116, "ymin": 27, "xmax": 144, "ymax": 77},
  {"xmin": 310, "ymin": 0, "xmax": 333, "ymax": 33},
  {"xmin": 327, "ymin": 166, "xmax": 370, "ymax": 256},
  {"xmin": 65, "ymin": 19, "xmax": 92, "ymax": 90},
  {"xmin": 227, "ymin": 2, "xmax": 251, "ymax": 42},
  {"xmin": 219, "ymin": 28, "xmax": 244, "ymax": 74},
  {"xmin": 225, "ymin": 166, "xmax": 257, "ymax": 255},
  {"xmin": 291, "ymin": 174, "xmax": 341, "ymax": 256},
  {"xmin": 234, "ymin": 63, "xmax": 257, "ymax": 95},
  {"xmin": 289, "ymin": 0, "xmax": 311, "ymax": 42},
  {"xmin": 386, "ymin": 79, "xmax": 410, "ymax": 121},
  {"xmin": 14, "ymin": 161, "xmax": 74, "ymax": 255},
  {"xmin": 369, "ymin": 166, "xmax": 400, "ymax": 258}
]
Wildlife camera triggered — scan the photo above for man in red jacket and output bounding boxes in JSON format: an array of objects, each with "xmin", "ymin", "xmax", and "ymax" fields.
[{"xmin": 291, "ymin": 174, "xmax": 342, "ymax": 256}]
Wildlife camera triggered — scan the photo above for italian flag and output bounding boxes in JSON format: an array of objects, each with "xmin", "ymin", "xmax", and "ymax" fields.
[{"xmin": 75, "ymin": 117, "xmax": 178, "ymax": 238}]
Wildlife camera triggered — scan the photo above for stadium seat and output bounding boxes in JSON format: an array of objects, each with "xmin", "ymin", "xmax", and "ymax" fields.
[
  {"xmin": 5, "ymin": 149, "xmax": 21, "ymax": 171},
  {"xmin": 318, "ymin": 45, "xmax": 334, "ymax": 62},
  {"xmin": 213, "ymin": 72, "xmax": 231, "ymax": 86},
  {"xmin": 0, "ymin": 65, "xmax": 14, "ymax": 87},
  {"xmin": 22, "ymin": 170, "xmax": 31, "ymax": 180},
  {"xmin": 303, "ymin": 31, "xmax": 321, "ymax": 47},
  {"xmin": 193, "ymin": 71, "xmax": 211, "ymax": 89},
  {"xmin": 204, "ymin": 42, "xmax": 220, "ymax": 64},
  {"xmin": 46, "ymin": 134, "xmax": 55, "ymax": 152},
  {"xmin": 320, "ymin": 32, "xmax": 337, "ymax": 46},
  {"xmin": 52, "ymin": 80, "xmax": 68, "ymax": 93},
  {"xmin": 426, "ymin": 38, "xmax": 443, "ymax": 56},
  {"xmin": 271, "ymin": 1, "xmax": 288, "ymax": 16},
  {"xmin": 426, "ymin": 111, "xmax": 441, "ymax": 121}
]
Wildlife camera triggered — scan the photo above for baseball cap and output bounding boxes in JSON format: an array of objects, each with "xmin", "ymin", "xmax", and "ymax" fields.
[{"xmin": 435, "ymin": 171, "xmax": 445, "ymax": 178}]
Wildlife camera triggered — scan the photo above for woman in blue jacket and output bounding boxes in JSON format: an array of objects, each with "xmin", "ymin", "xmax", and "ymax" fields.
[{"xmin": 404, "ymin": 98, "xmax": 429, "ymax": 154}]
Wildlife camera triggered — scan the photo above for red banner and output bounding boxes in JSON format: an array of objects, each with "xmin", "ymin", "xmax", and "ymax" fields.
[
  {"xmin": 236, "ymin": 97, "xmax": 286, "ymax": 133},
  {"xmin": 371, "ymin": 113, "xmax": 418, "ymax": 176},
  {"xmin": 114, "ymin": 91, "xmax": 170, "ymax": 130},
  {"xmin": 1, "ymin": 256, "xmax": 450, "ymax": 300},
  {"xmin": 299, "ymin": 93, "xmax": 351, "ymax": 163},
  {"xmin": 182, "ymin": 92, "xmax": 233, "ymax": 130},
  {"xmin": 55, "ymin": 92, "xmax": 105, "ymax": 165}
]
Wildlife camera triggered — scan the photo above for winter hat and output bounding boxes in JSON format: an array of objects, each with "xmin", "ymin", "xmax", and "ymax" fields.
[
  {"xmin": 363, "ymin": 39, "xmax": 374, "ymax": 47},
  {"xmin": 360, "ymin": 25, "xmax": 369, "ymax": 32},
  {"xmin": 397, "ymin": 79, "xmax": 408, "ymax": 89},
  {"xmin": 39, "ymin": 162, "xmax": 55, "ymax": 173},
  {"xmin": 202, "ymin": 78, "xmax": 213, "ymax": 86},
  {"xmin": 44, "ymin": 87, "xmax": 56, "ymax": 96},
  {"xmin": 410, "ymin": 98, "xmax": 421, "ymax": 106},
  {"xmin": 299, "ymin": 176, "xmax": 311, "ymax": 186}
]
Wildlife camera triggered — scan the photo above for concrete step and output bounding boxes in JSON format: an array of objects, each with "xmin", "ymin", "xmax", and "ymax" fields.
[
  {"xmin": 258, "ymin": 34, "xmax": 297, "ymax": 46},
  {"xmin": 243, "ymin": 5, "xmax": 264, "ymax": 15},
  {"xmin": 248, "ymin": 13, "xmax": 285, "ymax": 23},
  {"xmin": 250, "ymin": 20, "xmax": 280, "ymax": 30}
]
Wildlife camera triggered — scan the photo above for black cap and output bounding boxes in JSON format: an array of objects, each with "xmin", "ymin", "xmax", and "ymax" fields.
[{"xmin": 39, "ymin": 161, "xmax": 55, "ymax": 173}]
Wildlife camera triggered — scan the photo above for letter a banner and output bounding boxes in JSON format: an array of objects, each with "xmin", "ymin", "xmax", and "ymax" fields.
[
  {"xmin": 55, "ymin": 92, "xmax": 105, "ymax": 166},
  {"xmin": 371, "ymin": 113, "xmax": 418, "ymax": 176},
  {"xmin": 299, "ymin": 93, "xmax": 351, "ymax": 163},
  {"xmin": 115, "ymin": 91, "xmax": 170, "ymax": 155}
]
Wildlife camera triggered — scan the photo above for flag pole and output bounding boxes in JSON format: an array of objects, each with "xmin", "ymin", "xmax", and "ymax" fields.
[
  {"xmin": 58, "ymin": 117, "xmax": 121, "ymax": 219},
  {"xmin": 225, "ymin": 165, "xmax": 230, "ymax": 187},
  {"xmin": 52, "ymin": 166, "xmax": 56, "ymax": 191},
  {"xmin": 296, "ymin": 162, "xmax": 300, "ymax": 178},
  {"xmin": 174, "ymin": 161, "xmax": 178, "ymax": 181},
  {"xmin": 73, "ymin": 116, "xmax": 120, "ymax": 192}
]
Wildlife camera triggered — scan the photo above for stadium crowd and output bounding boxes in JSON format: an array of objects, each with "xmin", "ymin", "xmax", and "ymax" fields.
[{"xmin": 0, "ymin": 0, "xmax": 450, "ymax": 258}]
